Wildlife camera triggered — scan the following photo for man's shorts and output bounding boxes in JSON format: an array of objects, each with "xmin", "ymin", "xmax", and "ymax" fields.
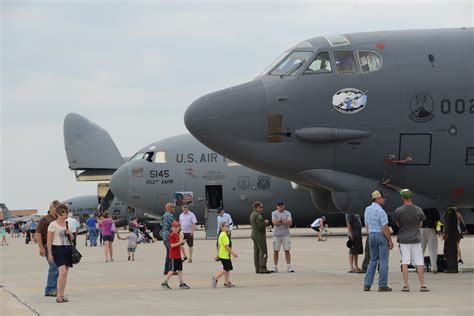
[
  {"xmin": 399, "ymin": 243, "xmax": 424, "ymax": 266},
  {"xmin": 349, "ymin": 236, "xmax": 363, "ymax": 255},
  {"xmin": 220, "ymin": 258, "xmax": 233, "ymax": 271},
  {"xmin": 273, "ymin": 235, "xmax": 291, "ymax": 251},
  {"xmin": 311, "ymin": 227, "xmax": 320, "ymax": 232},
  {"xmin": 171, "ymin": 258, "xmax": 183, "ymax": 272},
  {"xmin": 127, "ymin": 247, "xmax": 136, "ymax": 253},
  {"xmin": 183, "ymin": 233, "xmax": 194, "ymax": 247}
]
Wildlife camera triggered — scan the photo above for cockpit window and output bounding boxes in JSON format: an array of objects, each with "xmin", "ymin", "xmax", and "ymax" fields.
[
  {"xmin": 357, "ymin": 51, "xmax": 383, "ymax": 73},
  {"xmin": 259, "ymin": 51, "xmax": 290, "ymax": 76},
  {"xmin": 334, "ymin": 51, "xmax": 358, "ymax": 74},
  {"xmin": 270, "ymin": 51, "xmax": 313, "ymax": 76},
  {"xmin": 304, "ymin": 52, "xmax": 332, "ymax": 74},
  {"xmin": 154, "ymin": 150, "xmax": 167, "ymax": 163},
  {"xmin": 131, "ymin": 152, "xmax": 145, "ymax": 160}
]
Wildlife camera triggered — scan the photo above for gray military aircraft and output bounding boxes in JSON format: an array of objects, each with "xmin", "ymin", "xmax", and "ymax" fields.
[
  {"xmin": 109, "ymin": 134, "xmax": 346, "ymax": 226},
  {"xmin": 184, "ymin": 28, "xmax": 473, "ymax": 215},
  {"xmin": 64, "ymin": 113, "xmax": 346, "ymax": 228},
  {"xmin": 0, "ymin": 203, "xmax": 42, "ymax": 223}
]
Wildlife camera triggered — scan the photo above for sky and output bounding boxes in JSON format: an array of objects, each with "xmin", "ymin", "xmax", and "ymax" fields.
[{"xmin": 1, "ymin": 0, "xmax": 472, "ymax": 213}]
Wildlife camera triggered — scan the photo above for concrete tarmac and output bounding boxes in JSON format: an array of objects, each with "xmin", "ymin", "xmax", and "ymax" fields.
[{"xmin": 1, "ymin": 228, "xmax": 473, "ymax": 316}]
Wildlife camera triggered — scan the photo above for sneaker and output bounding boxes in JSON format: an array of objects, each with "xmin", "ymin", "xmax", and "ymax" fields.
[
  {"xmin": 224, "ymin": 282, "xmax": 236, "ymax": 288},
  {"xmin": 210, "ymin": 276, "xmax": 217, "ymax": 289},
  {"xmin": 161, "ymin": 281, "xmax": 171, "ymax": 290},
  {"xmin": 378, "ymin": 286, "xmax": 392, "ymax": 292},
  {"xmin": 287, "ymin": 266, "xmax": 294, "ymax": 273},
  {"xmin": 179, "ymin": 283, "xmax": 190, "ymax": 289},
  {"xmin": 420, "ymin": 286, "xmax": 430, "ymax": 292},
  {"xmin": 363, "ymin": 285, "xmax": 370, "ymax": 292},
  {"xmin": 272, "ymin": 266, "xmax": 278, "ymax": 273},
  {"xmin": 45, "ymin": 291, "xmax": 57, "ymax": 297}
]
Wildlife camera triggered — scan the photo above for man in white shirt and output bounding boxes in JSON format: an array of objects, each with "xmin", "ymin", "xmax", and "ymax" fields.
[
  {"xmin": 310, "ymin": 216, "xmax": 326, "ymax": 241},
  {"xmin": 66, "ymin": 212, "xmax": 80, "ymax": 247},
  {"xmin": 216, "ymin": 207, "xmax": 233, "ymax": 236},
  {"xmin": 179, "ymin": 205, "xmax": 197, "ymax": 263}
]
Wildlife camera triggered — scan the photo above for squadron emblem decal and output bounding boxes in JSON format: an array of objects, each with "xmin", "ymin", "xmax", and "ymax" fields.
[
  {"xmin": 332, "ymin": 88, "xmax": 368, "ymax": 114},
  {"xmin": 409, "ymin": 92, "xmax": 434, "ymax": 123}
]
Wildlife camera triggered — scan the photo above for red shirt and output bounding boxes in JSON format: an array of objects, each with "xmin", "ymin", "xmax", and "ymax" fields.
[{"xmin": 168, "ymin": 232, "xmax": 181, "ymax": 259}]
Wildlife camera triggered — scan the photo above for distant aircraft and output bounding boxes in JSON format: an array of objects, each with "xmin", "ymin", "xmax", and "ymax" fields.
[
  {"xmin": 185, "ymin": 28, "xmax": 474, "ymax": 215},
  {"xmin": 0, "ymin": 203, "xmax": 42, "ymax": 223},
  {"xmin": 63, "ymin": 195, "xmax": 162, "ymax": 230},
  {"xmin": 64, "ymin": 113, "xmax": 346, "ymax": 228}
]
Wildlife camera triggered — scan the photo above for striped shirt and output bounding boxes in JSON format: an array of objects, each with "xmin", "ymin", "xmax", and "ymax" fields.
[{"xmin": 364, "ymin": 202, "xmax": 388, "ymax": 233}]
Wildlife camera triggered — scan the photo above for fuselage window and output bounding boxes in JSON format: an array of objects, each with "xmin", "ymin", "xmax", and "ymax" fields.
[
  {"xmin": 270, "ymin": 51, "xmax": 313, "ymax": 76},
  {"xmin": 154, "ymin": 150, "xmax": 167, "ymax": 163},
  {"xmin": 334, "ymin": 51, "xmax": 358, "ymax": 74},
  {"xmin": 304, "ymin": 52, "xmax": 332, "ymax": 74},
  {"xmin": 358, "ymin": 51, "xmax": 383, "ymax": 73}
]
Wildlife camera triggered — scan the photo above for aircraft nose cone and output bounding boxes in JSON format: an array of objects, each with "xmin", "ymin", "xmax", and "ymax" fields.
[
  {"xmin": 184, "ymin": 79, "xmax": 267, "ymax": 142},
  {"xmin": 110, "ymin": 164, "xmax": 130, "ymax": 202}
]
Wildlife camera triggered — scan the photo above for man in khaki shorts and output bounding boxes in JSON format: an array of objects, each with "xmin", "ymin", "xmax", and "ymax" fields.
[{"xmin": 271, "ymin": 201, "xmax": 294, "ymax": 273}]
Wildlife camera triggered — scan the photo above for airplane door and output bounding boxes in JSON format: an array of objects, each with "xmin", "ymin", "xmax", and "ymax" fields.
[
  {"xmin": 398, "ymin": 133, "xmax": 432, "ymax": 165},
  {"xmin": 206, "ymin": 185, "xmax": 223, "ymax": 209}
]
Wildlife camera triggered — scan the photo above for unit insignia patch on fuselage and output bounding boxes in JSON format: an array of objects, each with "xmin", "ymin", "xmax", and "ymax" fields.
[{"xmin": 332, "ymin": 88, "xmax": 367, "ymax": 114}]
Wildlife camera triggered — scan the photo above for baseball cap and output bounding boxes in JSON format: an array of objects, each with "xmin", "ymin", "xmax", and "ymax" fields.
[
  {"xmin": 321, "ymin": 216, "xmax": 327, "ymax": 220},
  {"xmin": 171, "ymin": 221, "xmax": 180, "ymax": 228},
  {"xmin": 276, "ymin": 200, "xmax": 285, "ymax": 206},
  {"xmin": 400, "ymin": 189, "xmax": 412, "ymax": 199},
  {"xmin": 371, "ymin": 190, "xmax": 385, "ymax": 199}
]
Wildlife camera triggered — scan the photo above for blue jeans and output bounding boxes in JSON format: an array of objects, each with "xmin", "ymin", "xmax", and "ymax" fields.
[
  {"xmin": 88, "ymin": 227, "xmax": 97, "ymax": 246},
  {"xmin": 364, "ymin": 232, "xmax": 389, "ymax": 287},
  {"xmin": 44, "ymin": 247, "xmax": 58, "ymax": 294},
  {"xmin": 163, "ymin": 239, "xmax": 171, "ymax": 274}
]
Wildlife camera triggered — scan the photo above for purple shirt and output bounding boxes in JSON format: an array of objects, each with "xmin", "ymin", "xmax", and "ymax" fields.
[{"xmin": 101, "ymin": 218, "xmax": 114, "ymax": 236}]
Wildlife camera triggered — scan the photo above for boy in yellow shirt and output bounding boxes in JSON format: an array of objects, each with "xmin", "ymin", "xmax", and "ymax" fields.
[{"xmin": 211, "ymin": 223, "xmax": 238, "ymax": 288}]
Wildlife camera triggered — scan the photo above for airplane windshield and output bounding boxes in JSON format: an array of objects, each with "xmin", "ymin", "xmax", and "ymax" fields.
[
  {"xmin": 270, "ymin": 51, "xmax": 313, "ymax": 76},
  {"xmin": 131, "ymin": 152, "xmax": 145, "ymax": 160},
  {"xmin": 258, "ymin": 51, "xmax": 290, "ymax": 76}
]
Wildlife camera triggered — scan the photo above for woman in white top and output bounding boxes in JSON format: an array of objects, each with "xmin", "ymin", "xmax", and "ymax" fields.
[{"xmin": 47, "ymin": 204, "xmax": 74, "ymax": 303}]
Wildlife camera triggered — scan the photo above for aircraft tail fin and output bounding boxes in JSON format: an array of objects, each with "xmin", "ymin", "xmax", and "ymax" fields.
[
  {"xmin": 64, "ymin": 113, "xmax": 125, "ymax": 180},
  {"xmin": 0, "ymin": 203, "xmax": 12, "ymax": 219}
]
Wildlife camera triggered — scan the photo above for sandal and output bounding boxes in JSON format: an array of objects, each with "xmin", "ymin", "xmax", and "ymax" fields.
[
  {"xmin": 188, "ymin": 259, "xmax": 192, "ymax": 263},
  {"xmin": 56, "ymin": 297, "xmax": 69, "ymax": 303},
  {"xmin": 401, "ymin": 286, "xmax": 410, "ymax": 292},
  {"xmin": 420, "ymin": 286, "xmax": 430, "ymax": 292},
  {"xmin": 348, "ymin": 270, "xmax": 355, "ymax": 273}
]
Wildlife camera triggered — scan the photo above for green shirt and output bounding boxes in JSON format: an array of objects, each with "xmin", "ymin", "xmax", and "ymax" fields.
[{"xmin": 218, "ymin": 232, "xmax": 231, "ymax": 259}]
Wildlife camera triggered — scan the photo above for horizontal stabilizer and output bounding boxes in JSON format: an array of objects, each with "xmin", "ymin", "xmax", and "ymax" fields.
[{"xmin": 64, "ymin": 113, "xmax": 125, "ymax": 171}]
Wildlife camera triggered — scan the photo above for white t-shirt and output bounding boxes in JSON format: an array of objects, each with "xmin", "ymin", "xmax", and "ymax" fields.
[
  {"xmin": 311, "ymin": 218, "xmax": 323, "ymax": 228},
  {"xmin": 66, "ymin": 217, "xmax": 80, "ymax": 233},
  {"xmin": 217, "ymin": 213, "xmax": 233, "ymax": 234},
  {"xmin": 179, "ymin": 211, "xmax": 198, "ymax": 233},
  {"xmin": 47, "ymin": 221, "xmax": 72, "ymax": 246}
]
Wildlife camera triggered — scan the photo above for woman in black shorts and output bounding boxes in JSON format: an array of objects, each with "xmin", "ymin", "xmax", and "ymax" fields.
[{"xmin": 47, "ymin": 204, "xmax": 74, "ymax": 303}]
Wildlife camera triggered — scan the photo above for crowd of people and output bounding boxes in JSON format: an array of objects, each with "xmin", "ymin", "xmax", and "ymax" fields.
[{"xmin": 3, "ymin": 189, "xmax": 466, "ymax": 303}]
